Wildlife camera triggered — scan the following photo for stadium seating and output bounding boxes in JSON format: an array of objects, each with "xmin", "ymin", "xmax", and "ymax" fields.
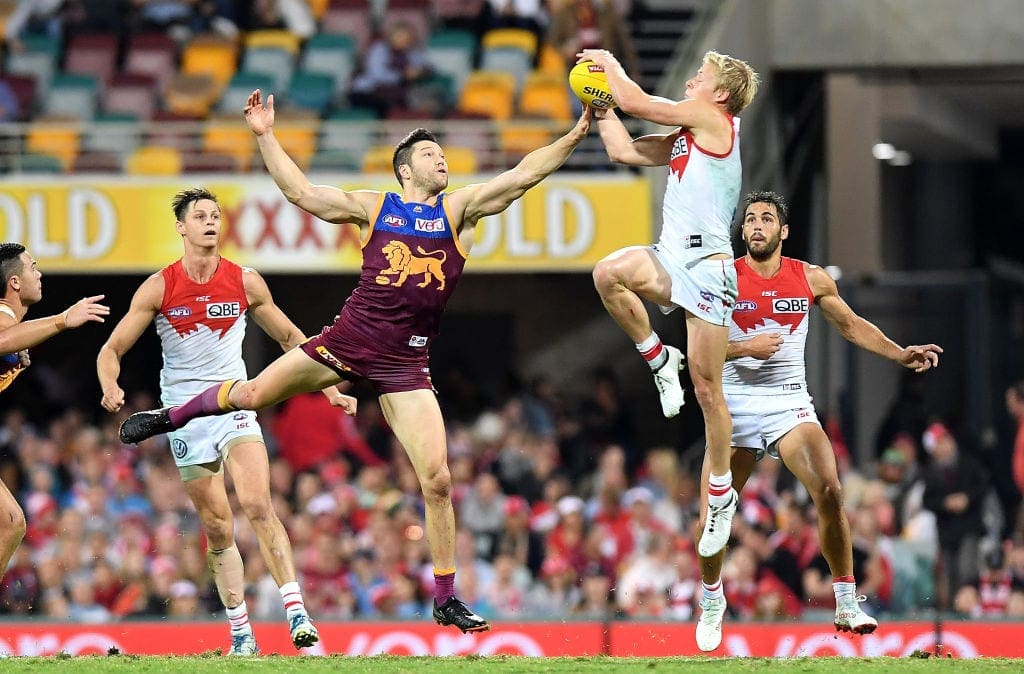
[
  {"xmin": 25, "ymin": 119, "xmax": 80, "ymax": 170},
  {"xmin": 64, "ymin": 34, "xmax": 119, "ymax": 91},
  {"xmin": 361, "ymin": 144, "xmax": 396, "ymax": 173},
  {"xmin": 82, "ymin": 112, "xmax": 141, "ymax": 156},
  {"xmin": 480, "ymin": 28, "xmax": 538, "ymax": 57},
  {"xmin": 202, "ymin": 115, "xmax": 255, "ymax": 171},
  {"xmin": 499, "ymin": 118, "xmax": 555, "ymax": 162},
  {"xmin": 0, "ymin": 74, "xmax": 36, "ymax": 120},
  {"xmin": 181, "ymin": 152, "xmax": 239, "ymax": 173},
  {"xmin": 518, "ymin": 72, "xmax": 573, "ymax": 121},
  {"xmin": 5, "ymin": 34, "xmax": 60, "ymax": 93},
  {"xmin": 244, "ymin": 29, "xmax": 301, "ymax": 54},
  {"xmin": 164, "ymin": 73, "xmax": 220, "ymax": 118},
  {"xmin": 72, "ymin": 151, "xmax": 122, "ymax": 173},
  {"xmin": 458, "ymin": 71, "xmax": 516, "ymax": 120},
  {"xmin": 441, "ymin": 145, "xmax": 478, "ymax": 174},
  {"xmin": 431, "ymin": 0, "xmax": 485, "ymax": 24},
  {"xmin": 319, "ymin": 108, "xmax": 377, "ymax": 160},
  {"xmin": 537, "ymin": 43, "xmax": 568, "ymax": 77},
  {"xmin": 147, "ymin": 111, "xmax": 202, "ymax": 152},
  {"xmin": 240, "ymin": 47, "xmax": 296, "ymax": 93},
  {"xmin": 309, "ymin": 148, "xmax": 362, "ymax": 172},
  {"xmin": 123, "ymin": 33, "xmax": 178, "ymax": 91},
  {"xmin": 480, "ymin": 47, "xmax": 533, "ymax": 93},
  {"xmin": 42, "ymin": 73, "xmax": 98, "ymax": 120},
  {"xmin": 299, "ymin": 32, "xmax": 357, "ymax": 97},
  {"xmin": 321, "ymin": 0, "xmax": 374, "ymax": 53},
  {"xmin": 426, "ymin": 30, "xmax": 476, "ymax": 94},
  {"xmin": 181, "ymin": 34, "xmax": 239, "ymax": 89},
  {"xmin": 125, "ymin": 145, "xmax": 182, "ymax": 175},
  {"xmin": 102, "ymin": 74, "xmax": 157, "ymax": 120},
  {"xmin": 287, "ymin": 71, "xmax": 335, "ymax": 115},
  {"xmin": 218, "ymin": 73, "xmax": 275, "ymax": 114},
  {"xmin": 383, "ymin": 0, "xmax": 433, "ymax": 45},
  {"xmin": 16, "ymin": 152, "xmax": 63, "ymax": 173},
  {"xmin": 272, "ymin": 116, "xmax": 320, "ymax": 170}
]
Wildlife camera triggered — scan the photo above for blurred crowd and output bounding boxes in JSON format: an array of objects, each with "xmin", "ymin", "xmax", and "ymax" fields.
[{"xmin": 2, "ymin": 367, "xmax": 1023, "ymax": 624}]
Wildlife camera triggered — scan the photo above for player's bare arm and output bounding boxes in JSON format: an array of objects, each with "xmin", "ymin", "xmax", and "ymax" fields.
[
  {"xmin": 0, "ymin": 295, "xmax": 108, "ymax": 355},
  {"xmin": 97, "ymin": 275, "xmax": 163, "ymax": 412},
  {"xmin": 726, "ymin": 332, "xmax": 784, "ymax": 361},
  {"xmin": 593, "ymin": 108, "xmax": 675, "ymax": 167},
  {"xmin": 244, "ymin": 89, "xmax": 379, "ymax": 227},
  {"xmin": 577, "ymin": 49, "xmax": 728, "ymax": 133},
  {"xmin": 242, "ymin": 269, "xmax": 357, "ymax": 415},
  {"xmin": 448, "ymin": 108, "xmax": 591, "ymax": 234},
  {"xmin": 807, "ymin": 263, "xmax": 942, "ymax": 372}
]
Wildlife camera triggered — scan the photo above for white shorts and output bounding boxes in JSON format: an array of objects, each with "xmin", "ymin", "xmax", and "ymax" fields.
[
  {"xmin": 167, "ymin": 411, "xmax": 263, "ymax": 469},
  {"xmin": 651, "ymin": 246, "xmax": 738, "ymax": 327},
  {"xmin": 725, "ymin": 391, "xmax": 820, "ymax": 461}
]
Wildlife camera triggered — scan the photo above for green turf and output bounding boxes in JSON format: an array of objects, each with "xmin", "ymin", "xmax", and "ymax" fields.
[{"xmin": 0, "ymin": 655, "xmax": 1022, "ymax": 673}]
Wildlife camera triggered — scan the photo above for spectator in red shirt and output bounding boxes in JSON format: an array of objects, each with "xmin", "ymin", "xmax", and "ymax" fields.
[{"xmin": 271, "ymin": 392, "xmax": 382, "ymax": 473}]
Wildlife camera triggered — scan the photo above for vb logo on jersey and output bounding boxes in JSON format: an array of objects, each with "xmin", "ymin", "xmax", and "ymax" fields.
[
  {"xmin": 207, "ymin": 302, "xmax": 241, "ymax": 318},
  {"xmin": 772, "ymin": 298, "xmax": 809, "ymax": 313}
]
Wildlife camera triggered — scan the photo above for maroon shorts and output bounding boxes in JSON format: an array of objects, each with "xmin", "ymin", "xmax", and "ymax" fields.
[{"xmin": 299, "ymin": 324, "xmax": 433, "ymax": 394}]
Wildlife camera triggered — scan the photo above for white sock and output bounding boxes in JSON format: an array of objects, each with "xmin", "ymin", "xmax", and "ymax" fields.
[
  {"xmin": 279, "ymin": 581, "xmax": 307, "ymax": 618},
  {"xmin": 702, "ymin": 579, "xmax": 724, "ymax": 602},
  {"xmin": 833, "ymin": 581, "xmax": 856, "ymax": 604},
  {"xmin": 708, "ymin": 470, "xmax": 734, "ymax": 507},
  {"xmin": 636, "ymin": 332, "xmax": 668, "ymax": 371},
  {"xmin": 226, "ymin": 601, "xmax": 252, "ymax": 635}
]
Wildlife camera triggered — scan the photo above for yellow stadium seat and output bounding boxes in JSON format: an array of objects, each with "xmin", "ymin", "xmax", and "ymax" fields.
[
  {"xmin": 308, "ymin": 0, "xmax": 330, "ymax": 20},
  {"xmin": 481, "ymin": 28, "xmax": 537, "ymax": 57},
  {"xmin": 203, "ymin": 115, "xmax": 255, "ymax": 171},
  {"xmin": 537, "ymin": 43, "xmax": 567, "ymax": 77},
  {"xmin": 443, "ymin": 145, "xmax": 477, "ymax": 174},
  {"xmin": 181, "ymin": 34, "xmax": 238, "ymax": 88},
  {"xmin": 499, "ymin": 119, "xmax": 554, "ymax": 162},
  {"xmin": 165, "ymin": 73, "xmax": 220, "ymax": 117},
  {"xmin": 273, "ymin": 118, "xmax": 320, "ymax": 171},
  {"xmin": 244, "ymin": 29, "xmax": 301, "ymax": 54},
  {"xmin": 126, "ymin": 145, "xmax": 182, "ymax": 175},
  {"xmin": 519, "ymin": 72, "xmax": 572, "ymax": 121},
  {"xmin": 362, "ymin": 145, "xmax": 394, "ymax": 174},
  {"xmin": 26, "ymin": 120, "xmax": 79, "ymax": 171},
  {"xmin": 458, "ymin": 70, "xmax": 516, "ymax": 121}
]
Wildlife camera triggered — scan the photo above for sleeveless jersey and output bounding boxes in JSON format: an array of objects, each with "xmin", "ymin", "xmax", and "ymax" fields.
[
  {"xmin": 155, "ymin": 258, "xmax": 249, "ymax": 405},
  {"xmin": 659, "ymin": 115, "xmax": 742, "ymax": 266},
  {"xmin": 334, "ymin": 192, "xmax": 467, "ymax": 355},
  {"xmin": 0, "ymin": 303, "xmax": 24, "ymax": 394},
  {"xmin": 723, "ymin": 257, "xmax": 815, "ymax": 394}
]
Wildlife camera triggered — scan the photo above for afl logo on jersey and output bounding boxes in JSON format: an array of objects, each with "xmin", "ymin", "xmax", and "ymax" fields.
[
  {"xmin": 772, "ymin": 298, "xmax": 809, "ymax": 313},
  {"xmin": 207, "ymin": 302, "xmax": 241, "ymax": 318},
  {"xmin": 167, "ymin": 306, "xmax": 192, "ymax": 318},
  {"xmin": 734, "ymin": 300, "xmax": 757, "ymax": 312},
  {"xmin": 383, "ymin": 214, "xmax": 406, "ymax": 227},
  {"xmin": 172, "ymin": 439, "xmax": 188, "ymax": 459}
]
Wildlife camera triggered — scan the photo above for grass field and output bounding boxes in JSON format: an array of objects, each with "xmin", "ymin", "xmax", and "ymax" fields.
[{"xmin": 1, "ymin": 655, "xmax": 1023, "ymax": 673}]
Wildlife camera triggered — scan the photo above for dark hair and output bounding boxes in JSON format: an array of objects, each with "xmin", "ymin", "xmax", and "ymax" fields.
[
  {"xmin": 0, "ymin": 242, "xmax": 26, "ymax": 289},
  {"xmin": 743, "ymin": 190, "xmax": 789, "ymax": 225},
  {"xmin": 392, "ymin": 128, "xmax": 439, "ymax": 186},
  {"xmin": 171, "ymin": 187, "xmax": 218, "ymax": 221}
]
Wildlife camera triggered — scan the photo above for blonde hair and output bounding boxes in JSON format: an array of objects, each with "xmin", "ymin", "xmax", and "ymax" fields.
[{"xmin": 703, "ymin": 50, "xmax": 760, "ymax": 116}]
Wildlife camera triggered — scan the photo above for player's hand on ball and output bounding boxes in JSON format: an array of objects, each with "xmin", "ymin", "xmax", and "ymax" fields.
[
  {"xmin": 65, "ymin": 295, "xmax": 109, "ymax": 328},
  {"xmin": 900, "ymin": 344, "xmax": 943, "ymax": 372}
]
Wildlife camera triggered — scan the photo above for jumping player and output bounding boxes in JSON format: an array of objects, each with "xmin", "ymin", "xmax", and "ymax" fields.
[
  {"xmin": 0, "ymin": 243, "xmax": 109, "ymax": 582},
  {"xmin": 118, "ymin": 91, "xmax": 592, "ymax": 634},
  {"xmin": 694, "ymin": 191, "xmax": 942, "ymax": 651},
  {"xmin": 582, "ymin": 48, "xmax": 759, "ymax": 559},
  {"xmin": 97, "ymin": 188, "xmax": 351, "ymax": 655}
]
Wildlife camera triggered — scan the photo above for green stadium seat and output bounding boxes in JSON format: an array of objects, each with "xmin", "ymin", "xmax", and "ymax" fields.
[
  {"xmin": 241, "ymin": 46, "xmax": 297, "ymax": 93},
  {"xmin": 217, "ymin": 73, "xmax": 276, "ymax": 114},
  {"xmin": 43, "ymin": 73, "xmax": 99, "ymax": 120},
  {"xmin": 299, "ymin": 33, "xmax": 357, "ymax": 96},
  {"xmin": 287, "ymin": 71, "xmax": 335, "ymax": 115}
]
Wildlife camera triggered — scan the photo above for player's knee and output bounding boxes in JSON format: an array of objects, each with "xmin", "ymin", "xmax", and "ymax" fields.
[
  {"xmin": 3, "ymin": 506, "xmax": 26, "ymax": 545},
  {"xmin": 421, "ymin": 465, "xmax": 452, "ymax": 502},
  {"xmin": 816, "ymin": 479, "xmax": 844, "ymax": 516},
  {"xmin": 230, "ymin": 381, "xmax": 262, "ymax": 410},
  {"xmin": 201, "ymin": 512, "xmax": 235, "ymax": 546},
  {"xmin": 238, "ymin": 493, "xmax": 273, "ymax": 524},
  {"xmin": 691, "ymin": 376, "xmax": 721, "ymax": 411}
]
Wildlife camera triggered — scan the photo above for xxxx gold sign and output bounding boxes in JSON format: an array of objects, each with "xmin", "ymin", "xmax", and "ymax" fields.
[{"xmin": 0, "ymin": 176, "xmax": 651, "ymax": 273}]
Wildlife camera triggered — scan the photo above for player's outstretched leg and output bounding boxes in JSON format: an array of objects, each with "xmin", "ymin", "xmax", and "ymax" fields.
[
  {"xmin": 652, "ymin": 344, "xmax": 686, "ymax": 418},
  {"xmin": 119, "ymin": 407, "xmax": 174, "ymax": 443},
  {"xmin": 433, "ymin": 596, "xmax": 490, "ymax": 634},
  {"xmin": 834, "ymin": 594, "xmax": 878, "ymax": 634}
]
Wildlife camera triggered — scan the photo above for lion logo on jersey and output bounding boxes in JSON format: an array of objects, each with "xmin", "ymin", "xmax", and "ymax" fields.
[{"xmin": 375, "ymin": 240, "xmax": 447, "ymax": 290}]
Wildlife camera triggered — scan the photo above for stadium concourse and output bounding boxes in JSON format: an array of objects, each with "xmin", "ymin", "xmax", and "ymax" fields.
[{"xmin": 1, "ymin": 0, "xmax": 1024, "ymax": 661}]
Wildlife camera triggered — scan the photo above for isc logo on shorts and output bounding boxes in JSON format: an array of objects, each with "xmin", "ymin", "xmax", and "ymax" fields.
[
  {"xmin": 772, "ymin": 297, "xmax": 809, "ymax": 313},
  {"xmin": 207, "ymin": 302, "xmax": 241, "ymax": 318}
]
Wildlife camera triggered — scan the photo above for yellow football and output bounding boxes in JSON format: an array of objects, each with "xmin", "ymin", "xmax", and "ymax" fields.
[{"xmin": 568, "ymin": 60, "xmax": 617, "ymax": 109}]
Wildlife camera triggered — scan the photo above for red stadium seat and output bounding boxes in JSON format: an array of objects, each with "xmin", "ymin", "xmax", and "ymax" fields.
[{"xmin": 64, "ymin": 34, "xmax": 119, "ymax": 90}]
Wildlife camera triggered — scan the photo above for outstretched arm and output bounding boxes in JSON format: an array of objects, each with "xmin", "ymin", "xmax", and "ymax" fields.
[
  {"xmin": 243, "ymin": 269, "xmax": 356, "ymax": 415},
  {"xmin": 808, "ymin": 264, "xmax": 942, "ymax": 372},
  {"xmin": 593, "ymin": 108, "xmax": 675, "ymax": 167},
  {"xmin": 451, "ymin": 108, "xmax": 591, "ymax": 226},
  {"xmin": 578, "ymin": 49, "xmax": 723, "ymax": 130},
  {"xmin": 98, "ymin": 276, "xmax": 162, "ymax": 412},
  {"xmin": 244, "ymin": 89, "xmax": 380, "ymax": 227},
  {"xmin": 0, "ymin": 295, "xmax": 109, "ymax": 355}
]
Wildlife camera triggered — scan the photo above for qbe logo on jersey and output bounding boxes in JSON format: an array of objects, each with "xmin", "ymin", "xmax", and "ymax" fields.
[
  {"xmin": 207, "ymin": 302, "xmax": 241, "ymax": 319},
  {"xmin": 772, "ymin": 297, "xmax": 809, "ymax": 313}
]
